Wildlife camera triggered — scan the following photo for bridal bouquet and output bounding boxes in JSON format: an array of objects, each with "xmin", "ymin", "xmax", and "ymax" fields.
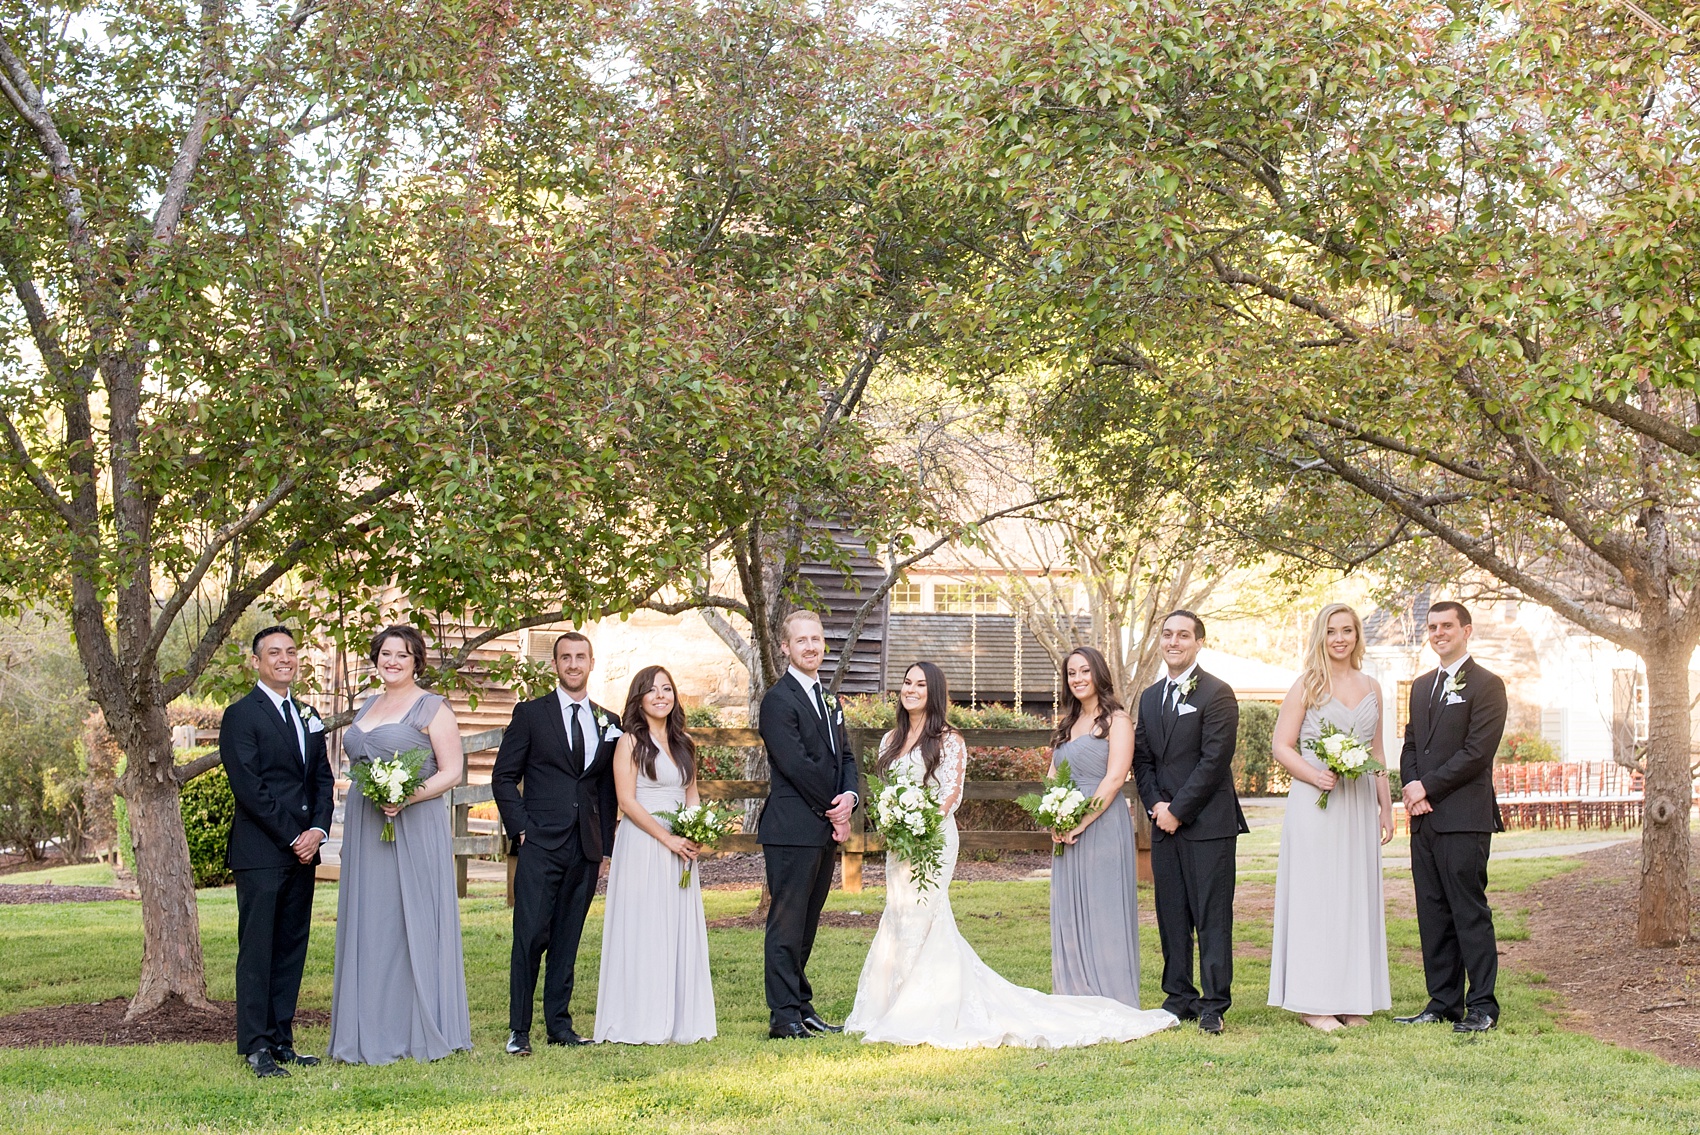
[
  {"xmin": 1303, "ymin": 723, "xmax": 1383, "ymax": 809},
  {"xmin": 654, "ymin": 803, "xmax": 737, "ymax": 888},
  {"xmin": 1015, "ymin": 760, "xmax": 1103, "ymax": 857},
  {"xmin": 347, "ymin": 748, "xmax": 429, "ymax": 841},
  {"xmin": 867, "ymin": 770, "xmax": 946, "ymax": 892}
]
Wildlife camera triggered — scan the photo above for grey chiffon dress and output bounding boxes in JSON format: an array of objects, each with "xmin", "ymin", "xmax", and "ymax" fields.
[
  {"xmin": 1049, "ymin": 734, "xmax": 1145, "ymax": 1008},
  {"xmin": 328, "ymin": 692, "xmax": 473, "ymax": 1064},
  {"xmin": 1267, "ymin": 693, "xmax": 1392, "ymax": 1016},
  {"xmin": 592, "ymin": 750, "xmax": 716, "ymax": 1044}
]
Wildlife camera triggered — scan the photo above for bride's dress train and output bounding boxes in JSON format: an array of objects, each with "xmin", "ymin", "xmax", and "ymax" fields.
[{"xmin": 845, "ymin": 732, "xmax": 1177, "ymax": 1049}]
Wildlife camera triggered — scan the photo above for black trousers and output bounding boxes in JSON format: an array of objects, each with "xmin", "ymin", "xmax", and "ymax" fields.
[
  {"xmin": 233, "ymin": 862, "xmax": 316, "ymax": 1055},
  {"xmin": 1150, "ymin": 834, "xmax": 1236, "ymax": 1018},
  {"xmin": 1411, "ymin": 824, "xmax": 1499, "ymax": 1019},
  {"xmin": 763, "ymin": 842, "xmax": 836, "ymax": 1027},
  {"xmin": 509, "ymin": 826, "xmax": 598, "ymax": 1037}
]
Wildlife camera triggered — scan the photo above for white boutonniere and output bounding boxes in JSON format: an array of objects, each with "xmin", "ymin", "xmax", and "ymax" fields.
[
  {"xmin": 301, "ymin": 703, "xmax": 325, "ymax": 733},
  {"xmin": 1177, "ymin": 674, "xmax": 1199, "ymax": 698},
  {"xmin": 595, "ymin": 710, "xmax": 623, "ymax": 740},
  {"xmin": 1442, "ymin": 671, "xmax": 1467, "ymax": 706},
  {"xmin": 823, "ymin": 691, "xmax": 841, "ymax": 717}
]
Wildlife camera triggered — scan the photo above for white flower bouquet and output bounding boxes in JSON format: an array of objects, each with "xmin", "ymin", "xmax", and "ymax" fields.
[
  {"xmin": 1016, "ymin": 760, "xmax": 1104, "ymax": 856},
  {"xmin": 347, "ymin": 748, "xmax": 429, "ymax": 840},
  {"xmin": 653, "ymin": 803, "xmax": 737, "ymax": 888},
  {"xmin": 867, "ymin": 769, "xmax": 946, "ymax": 892},
  {"xmin": 1303, "ymin": 722, "xmax": 1383, "ymax": 809}
]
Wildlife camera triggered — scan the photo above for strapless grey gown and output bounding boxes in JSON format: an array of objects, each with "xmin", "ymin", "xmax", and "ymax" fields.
[
  {"xmin": 1049, "ymin": 734, "xmax": 1144, "ymax": 1008},
  {"xmin": 328, "ymin": 692, "xmax": 472, "ymax": 1063},
  {"xmin": 1268, "ymin": 694, "xmax": 1391, "ymax": 1015}
]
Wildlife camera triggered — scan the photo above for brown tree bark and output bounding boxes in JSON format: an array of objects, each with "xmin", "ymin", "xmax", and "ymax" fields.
[
  {"xmin": 111, "ymin": 711, "xmax": 213, "ymax": 1016},
  {"xmin": 1638, "ymin": 642, "xmax": 1694, "ymax": 947}
]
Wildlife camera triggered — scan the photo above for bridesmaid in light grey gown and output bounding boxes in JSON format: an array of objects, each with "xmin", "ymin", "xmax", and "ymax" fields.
[
  {"xmin": 594, "ymin": 665, "xmax": 715, "ymax": 1044},
  {"xmin": 1049, "ymin": 647, "xmax": 1145, "ymax": 1009},
  {"xmin": 1268, "ymin": 604, "xmax": 1394, "ymax": 1030},
  {"xmin": 329, "ymin": 626, "xmax": 472, "ymax": 1064}
]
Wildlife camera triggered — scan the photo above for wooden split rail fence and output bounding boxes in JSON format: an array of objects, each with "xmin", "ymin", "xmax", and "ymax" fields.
[{"xmin": 448, "ymin": 726, "xmax": 1147, "ymax": 901}]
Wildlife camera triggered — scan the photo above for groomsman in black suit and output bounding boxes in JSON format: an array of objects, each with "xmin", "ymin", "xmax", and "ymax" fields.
[
  {"xmin": 1396, "ymin": 601, "xmax": 1507, "ymax": 1033},
  {"xmin": 220, "ymin": 625, "xmax": 335, "ymax": 1078},
  {"xmin": 492, "ymin": 632, "xmax": 621, "ymax": 1054},
  {"xmin": 758, "ymin": 609, "xmax": 859, "ymax": 1039},
  {"xmin": 1133, "ymin": 610, "xmax": 1246, "ymax": 1035}
]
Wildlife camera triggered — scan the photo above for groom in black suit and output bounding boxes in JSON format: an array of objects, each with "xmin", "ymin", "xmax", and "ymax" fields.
[
  {"xmin": 492, "ymin": 631, "xmax": 620, "ymax": 1054},
  {"xmin": 758, "ymin": 609, "xmax": 859, "ymax": 1039},
  {"xmin": 1133, "ymin": 610, "xmax": 1246, "ymax": 1035},
  {"xmin": 220, "ymin": 625, "xmax": 335, "ymax": 1078},
  {"xmin": 1396, "ymin": 601, "xmax": 1507, "ymax": 1033}
]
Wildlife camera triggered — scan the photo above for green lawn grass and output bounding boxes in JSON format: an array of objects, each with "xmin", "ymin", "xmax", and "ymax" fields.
[
  {"xmin": 2, "ymin": 854, "xmax": 1697, "ymax": 1134},
  {"xmin": 1, "ymin": 863, "xmax": 119, "ymax": 887}
]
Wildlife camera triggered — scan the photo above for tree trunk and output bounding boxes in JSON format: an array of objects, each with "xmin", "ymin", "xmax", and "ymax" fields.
[
  {"xmin": 116, "ymin": 729, "xmax": 212, "ymax": 1016},
  {"xmin": 1638, "ymin": 644, "xmax": 1694, "ymax": 947}
]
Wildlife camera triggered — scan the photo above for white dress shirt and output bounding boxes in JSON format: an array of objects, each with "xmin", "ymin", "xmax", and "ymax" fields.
[
  {"xmin": 255, "ymin": 682, "xmax": 326, "ymax": 841},
  {"xmin": 558, "ymin": 686, "xmax": 596, "ymax": 769},
  {"xmin": 786, "ymin": 665, "xmax": 854, "ymax": 802},
  {"xmin": 1433, "ymin": 654, "xmax": 1472, "ymax": 699},
  {"xmin": 1164, "ymin": 662, "xmax": 1200, "ymax": 709}
]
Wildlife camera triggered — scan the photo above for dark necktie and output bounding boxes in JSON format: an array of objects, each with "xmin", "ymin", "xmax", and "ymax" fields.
[
  {"xmin": 1428, "ymin": 670, "xmax": 1446, "ymax": 722},
  {"xmin": 1165, "ymin": 681, "xmax": 1180, "ymax": 718},
  {"xmin": 280, "ymin": 697, "xmax": 305, "ymax": 763},
  {"xmin": 813, "ymin": 684, "xmax": 835, "ymax": 753},
  {"xmin": 569, "ymin": 703, "xmax": 586, "ymax": 770}
]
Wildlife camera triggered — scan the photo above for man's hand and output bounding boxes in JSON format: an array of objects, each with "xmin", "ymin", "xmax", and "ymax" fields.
[
  {"xmin": 1153, "ymin": 802, "xmax": 1181, "ymax": 834},
  {"xmin": 1402, "ymin": 779, "xmax": 1428, "ymax": 811},
  {"xmin": 291, "ymin": 829, "xmax": 324, "ymax": 864},
  {"xmin": 826, "ymin": 792, "xmax": 856, "ymax": 826}
]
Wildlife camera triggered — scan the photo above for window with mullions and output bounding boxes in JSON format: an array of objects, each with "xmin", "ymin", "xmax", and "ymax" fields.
[{"xmin": 935, "ymin": 583, "xmax": 999, "ymax": 614}]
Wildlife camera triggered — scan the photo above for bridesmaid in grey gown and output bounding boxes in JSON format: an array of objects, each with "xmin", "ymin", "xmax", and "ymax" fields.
[
  {"xmin": 1267, "ymin": 604, "xmax": 1395, "ymax": 1031},
  {"xmin": 1050, "ymin": 647, "xmax": 1145, "ymax": 1008},
  {"xmin": 594, "ymin": 665, "xmax": 715, "ymax": 1043},
  {"xmin": 329, "ymin": 625, "xmax": 472, "ymax": 1064}
]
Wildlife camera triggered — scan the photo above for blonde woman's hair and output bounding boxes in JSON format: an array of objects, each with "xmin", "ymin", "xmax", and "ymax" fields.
[{"xmin": 1300, "ymin": 603, "xmax": 1365, "ymax": 708}]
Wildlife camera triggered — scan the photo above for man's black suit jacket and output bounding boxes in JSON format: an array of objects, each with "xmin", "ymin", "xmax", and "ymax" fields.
[
  {"xmin": 220, "ymin": 687, "xmax": 335, "ymax": 870},
  {"xmin": 757, "ymin": 673, "xmax": 858, "ymax": 847},
  {"xmin": 1132, "ymin": 668, "xmax": 1249, "ymax": 841},
  {"xmin": 491, "ymin": 691, "xmax": 619, "ymax": 861},
  {"xmin": 1401, "ymin": 657, "xmax": 1507, "ymax": 833}
]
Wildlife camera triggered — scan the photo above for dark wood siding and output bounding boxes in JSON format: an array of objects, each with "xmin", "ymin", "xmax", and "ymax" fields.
[
  {"xmin": 886, "ymin": 613, "xmax": 1072, "ymax": 705},
  {"xmin": 797, "ymin": 527, "xmax": 889, "ymax": 695}
]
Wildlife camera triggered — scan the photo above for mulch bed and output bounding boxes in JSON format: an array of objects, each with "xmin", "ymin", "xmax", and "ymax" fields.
[
  {"xmin": 0, "ymin": 996, "xmax": 329, "ymax": 1048},
  {"xmin": 0, "ymin": 884, "xmax": 135, "ymax": 904},
  {"xmin": 1503, "ymin": 835, "xmax": 1700, "ymax": 1068}
]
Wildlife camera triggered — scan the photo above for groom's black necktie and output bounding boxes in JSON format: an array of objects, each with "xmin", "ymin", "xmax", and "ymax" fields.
[
  {"xmin": 1427, "ymin": 669, "xmax": 1447, "ymax": 724},
  {"xmin": 568, "ymin": 703, "xmax": 586, "ymax": 770},
  {"xmin": 279, "ymin": 697, "xmax": 305, "ymax": 765},
  {"xmin": 1164, "ymin": 681, "xmax": 1180, "ymax": 719},
  {"xmin": 812, "ymin": 684, "xmax": 835, "ymax": 753}
]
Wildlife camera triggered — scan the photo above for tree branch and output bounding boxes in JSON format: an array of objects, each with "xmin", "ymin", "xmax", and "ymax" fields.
[
  {"xmin": 142, "ymin": 474, "xmax": 303, "ymax": 666},
  {"xmin": 1297, "ymin": 431, "xmax": 1645, "ymax": 652},
  {"xmin": 173, "ymin": 751, "xmax": 224, "ymax": 783},
  {"xmin": 0, "ymin": 408, "xmax": 79, "ymax": 527},
  {"xmin": 1584, "ymin": 395, "xmax": 1700, "ymax": 459}
]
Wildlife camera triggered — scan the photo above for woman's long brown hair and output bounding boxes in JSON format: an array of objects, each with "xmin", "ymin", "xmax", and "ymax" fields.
[
  {"xmin": 621, "ymin": 665, "xmax": 696, "ymax": 784},
  {"xmin": 876, "ymin": 661, "xmax": 954, "ymax": 787},
  {"xmin": 1052, "ymin": 646, "xmax": 1123, "ymax": 747}
]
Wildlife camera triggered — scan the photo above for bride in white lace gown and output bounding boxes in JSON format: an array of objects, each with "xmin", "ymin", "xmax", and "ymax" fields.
[{"xmin": 846, "ymin": 662, "xmax": 1178, "ymax": 1049}]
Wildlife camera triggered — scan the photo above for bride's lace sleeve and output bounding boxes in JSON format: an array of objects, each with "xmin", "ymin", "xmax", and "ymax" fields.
[{"xmin": 938, "ymin": 731, "xmax": 969, "ymax": 818}]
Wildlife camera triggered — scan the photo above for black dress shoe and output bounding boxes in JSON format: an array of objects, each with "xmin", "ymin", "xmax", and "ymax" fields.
[
  {"xmin": 245, "ymin": 1050, "xmax": 290, "ymax": 1078},
  {"xmin": 1453, "ymin": 1009, "xmax": 1497, "ymax": 1033},
  {"xmin": 506, "ymin": 1030, "xmax": 532, "ymax": 1055},
  {"xmin": 1394, "ymin": 1010, "xmax": 1449, "ymax": 1025},
  {"xmin": 801, "ymin": 1014, "xmax": 844, "ymax": 1035},
  {"xmin": 546, "ymin": 1030, "xmax": 592, "ymax": 1046},
  {"xmin": 769, "ymin": 1022, "xmax": 813, "ymax": 1039},
  {"xmin": 271, "ymin": 1046, "xmax": 319, "ymax": 1067},
  {"xmin": 1199, "ymin": 1013, "xmax": 1224, "ymax": 1035}
]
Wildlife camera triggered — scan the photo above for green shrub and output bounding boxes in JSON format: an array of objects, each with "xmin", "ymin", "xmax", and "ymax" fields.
[
  {"xmin": 839, "ymin": 695, "xmax": 1051, "ymax": 733},
  {"xmin": 684, "ymin": 706, "xmax": 744, "ymax": 780},
  {"xmin": 1233, "ymin": 700, "xmax": 1284, "ymax": 795},
  {"xmin": 178, "ymin": 759, "xmax": 235, "ymax": 887},
  {"xmin": 113, "ymin": 751, "xmax": 235, "ymax": 887},
  {"xmin": 1497, "ymin": 731, "xmax": 1557, "ymax": 764}
]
